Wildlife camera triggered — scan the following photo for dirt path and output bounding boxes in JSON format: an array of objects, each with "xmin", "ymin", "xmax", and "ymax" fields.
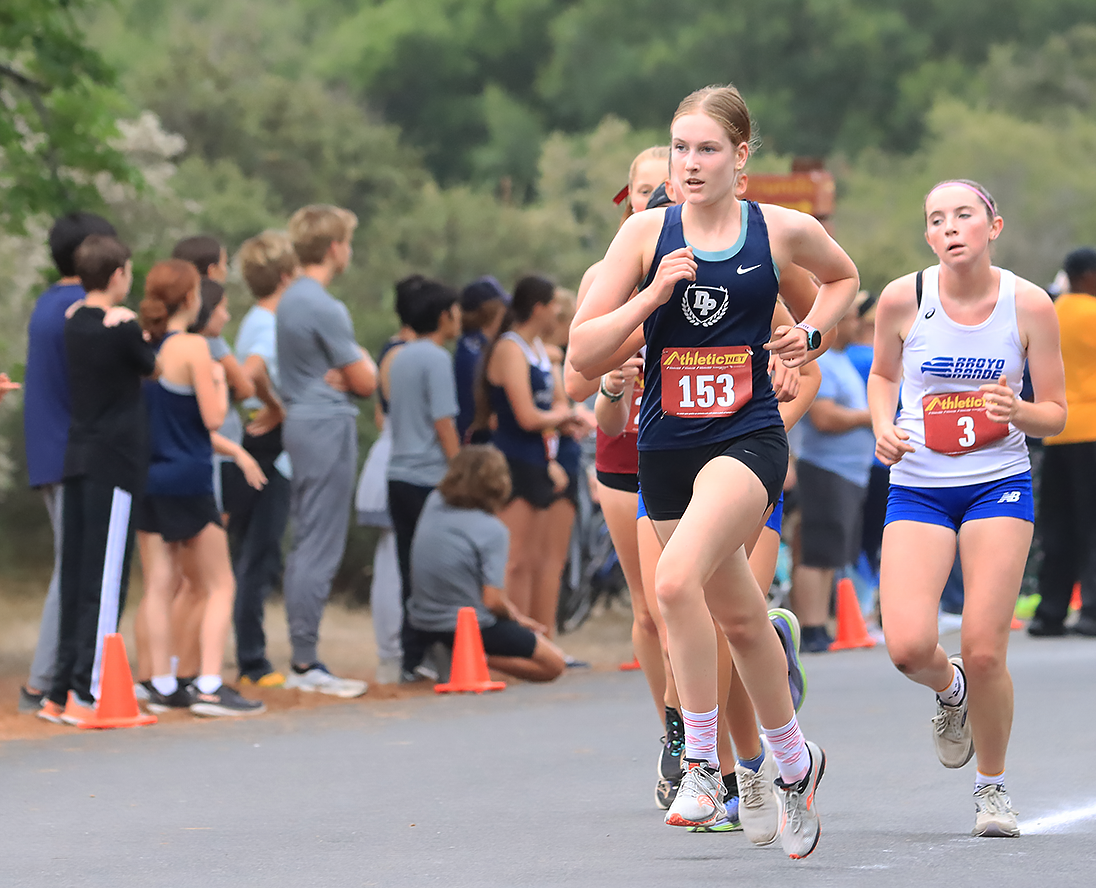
[{"xmin": 0, "ymin": 581, "xmax": 637, "ymax": 742}]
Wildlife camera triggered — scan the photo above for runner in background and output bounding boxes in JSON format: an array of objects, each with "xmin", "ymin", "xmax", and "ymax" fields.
[{"xmin": 869, "ymin": 179, "xmax": 1066, "ymax": 837}]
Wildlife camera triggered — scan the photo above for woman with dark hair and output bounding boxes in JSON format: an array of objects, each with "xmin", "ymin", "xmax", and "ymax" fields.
[
  {"xmin": 404, "ymin": 445, "xmax": 565, "ymax": 683},
  {"xmin": 473, "ymin": 276, "xmax": 578, "ymax": 632},
  {"xmin": 135, "ymin": 259, "xmax": 264, "ymax": 718}
]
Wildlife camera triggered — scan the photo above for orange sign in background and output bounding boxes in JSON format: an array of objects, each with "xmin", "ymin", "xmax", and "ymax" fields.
[{"xmin": 743, "ymin": 171, "xmax": 835, "ymax": 219}]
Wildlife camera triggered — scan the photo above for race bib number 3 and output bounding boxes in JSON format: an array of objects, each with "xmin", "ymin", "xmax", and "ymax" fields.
[
  {"xmin": 661, "ymin": 346, "xmax": 753, "ymax": 417},
  {"xmin": 922, "ymin": 391, "xmax": 1008, "ymax": 455}
]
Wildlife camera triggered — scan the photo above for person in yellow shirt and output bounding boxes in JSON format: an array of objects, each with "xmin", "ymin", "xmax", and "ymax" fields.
[{"xmin": 1030, "ymin": 247, "xmax": 1096, "ymax": 637}]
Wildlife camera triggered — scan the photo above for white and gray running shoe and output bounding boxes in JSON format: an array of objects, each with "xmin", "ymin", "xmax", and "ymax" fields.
[
  {"xmin": 932, "ymin": 655, "xmax": 974, "ymax": 768},
  {"xmin": 972, "ymin": 784, "xmax": 1020, "ymax": 837},
  {"xmin": 776, "ymin": 740, "xmax": 826, "ymax": 859},
  {"xmin": 285, "ymin": 662, "xmax": 368, "ymax": 698},
  {"xmin": 664, "ymin": 759, "xmax": 726, "ymax": 828},
  {"xmin": 735, "ymin": 754, "xmax": 780, "ymax": 845}
]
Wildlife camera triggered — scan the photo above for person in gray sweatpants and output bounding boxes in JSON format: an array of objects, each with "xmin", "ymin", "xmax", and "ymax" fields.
[{"xmin": 276, "ymin": 204, "xmax": 377, "ymax": 697}]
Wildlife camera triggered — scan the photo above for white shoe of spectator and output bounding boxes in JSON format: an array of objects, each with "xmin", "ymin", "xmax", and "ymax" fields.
[{"xmin": 285, "ymin": 663, "xmax": 368, "ymax": 698}]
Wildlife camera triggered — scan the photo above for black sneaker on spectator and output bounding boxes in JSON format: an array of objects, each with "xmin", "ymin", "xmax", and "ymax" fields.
[
  {"xmin": 147, "ymin": 683, "xmax": 195, "ymax": 714},
  {"xmin": 189, "ymin": 684, "xmax": 265, "ymax": 717}
]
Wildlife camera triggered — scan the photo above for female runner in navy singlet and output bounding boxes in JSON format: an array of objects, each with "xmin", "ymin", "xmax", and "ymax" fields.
[{"xmin": 570, "ymin": 84, "xmax": 859, "ymax": 859}]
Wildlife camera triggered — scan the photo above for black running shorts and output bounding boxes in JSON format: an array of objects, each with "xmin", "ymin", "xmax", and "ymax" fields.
[{"xmin": 637, "ymin": 425, "xmax": 788, "ymax": 522}]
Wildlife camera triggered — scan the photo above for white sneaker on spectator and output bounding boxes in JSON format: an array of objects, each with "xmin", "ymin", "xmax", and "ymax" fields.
[{"xmin": 285, "ymin": 663, "xmax": 367, "ymax": 698}]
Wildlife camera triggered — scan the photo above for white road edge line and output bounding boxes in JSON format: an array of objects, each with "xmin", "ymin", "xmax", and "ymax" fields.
[{"xmin": 1021, "ymin": 801, "xmax": 1096, "ymax": 834}]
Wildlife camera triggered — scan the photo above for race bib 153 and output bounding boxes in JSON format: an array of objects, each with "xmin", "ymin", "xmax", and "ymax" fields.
[{"xmin": 660, "ymin": 346, "xmax": 753, "ymax": 417}]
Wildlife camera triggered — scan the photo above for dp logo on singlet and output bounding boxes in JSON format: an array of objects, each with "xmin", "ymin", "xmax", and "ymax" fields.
[{"xmin": 682, "ymin": 284, "xmax": 729, "ymax": 327}]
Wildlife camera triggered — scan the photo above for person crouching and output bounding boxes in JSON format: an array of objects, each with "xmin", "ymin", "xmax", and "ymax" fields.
[{"xmin": 404, "ymin": 445, "xmax": 566, "ymax": 683}]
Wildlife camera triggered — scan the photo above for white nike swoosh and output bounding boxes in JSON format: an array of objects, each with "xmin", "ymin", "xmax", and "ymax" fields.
[{"xmin": 737, "ymin": 264, "xmax": 761, "ymax": 275}]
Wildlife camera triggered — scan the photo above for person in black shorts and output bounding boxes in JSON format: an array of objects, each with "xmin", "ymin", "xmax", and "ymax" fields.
[{"xmin": 136, "ymin": 259, "xmax": 264, "ymax": 718}]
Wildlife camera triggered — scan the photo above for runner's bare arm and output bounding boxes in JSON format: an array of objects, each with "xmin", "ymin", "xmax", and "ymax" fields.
[
  {"xmin": 563, "ymin": 263, "xmax": 605, "ymax": 400},
  {"xmin": 762, "ymin": 206, "xmax": 859, "ymax": 366},
  {"xmin": 778, "ymin": 361, "xmax": 821, "ymax": 432},
  {"xmin": 867, "ymin": 277, "xmax": 917, "ymax": 465},
  {"xmin": 494, "ymin": 339, "xmax": 573, "ymax": 431},
  {"xmin": 570, "ymin": 211, "xmax": 681, "ymax": 374},
  {"xmin": 595, "ymin": 356, "xmax": 643, "ymax": 438},
  {"xmin": 985, "ymin": 281, "xmax": 1066, "ymax": 437}
]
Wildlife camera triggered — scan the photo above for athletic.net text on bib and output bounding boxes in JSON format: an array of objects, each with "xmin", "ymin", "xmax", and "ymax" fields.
[
  {"xmin": 922, "ymin": 391, "xmax": 1009, "ymax": 455},
  {"xmin": 660, "ymin": 346, "xmax": 753, "ymax": 418}
]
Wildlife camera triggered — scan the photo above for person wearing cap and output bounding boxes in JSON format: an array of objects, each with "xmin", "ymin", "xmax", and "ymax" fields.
[{"xmin": 455, "ymin": 276, "xmax": 510, "ymax": 443}]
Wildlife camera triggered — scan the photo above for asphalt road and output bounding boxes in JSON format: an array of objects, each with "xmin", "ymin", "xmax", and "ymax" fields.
[{"xmin": 3, "ymin": 630, "xmax": 1094, "ymax": 888}]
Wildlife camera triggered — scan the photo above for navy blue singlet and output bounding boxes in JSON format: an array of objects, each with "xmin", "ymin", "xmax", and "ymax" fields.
[
  {"xmin": 145, "ymin": 333, "xmax": 215, "ymax": 497},
  {"xmin": 638, "ymin": 201, "xmax": 783, "ymax": 451},
  {"xmin": 489, "ymin": 332, "xmax": 554, "ymax": 466}
]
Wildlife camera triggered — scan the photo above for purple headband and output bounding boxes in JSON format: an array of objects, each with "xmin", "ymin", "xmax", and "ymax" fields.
[{"xmin": 927, "ymin": 181, "xmax": 996, "ymax": 216}]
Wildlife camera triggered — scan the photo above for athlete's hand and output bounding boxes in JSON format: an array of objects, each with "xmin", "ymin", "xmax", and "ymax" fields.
[
  {"xmin": 324, "ymin": 367, "xmax": 350, "ymax": 392},
  {"xmin": 765, "ymin": 325, "xmax": 809, "ymax": 367},
  {"xmin": 246, "ymin": 402, "xmax": 286, "ymax": 436},
  {"xmin": 601, "ymin": 356, "xmax": 643, "ymax": 395},
  {"xmin": 237, "ymin": 451, "xmax": 268, "ymax": 490},
  {"xmin": 980, "ymin": 374, "xmax": 1017, "ymax": 424},
  {"xmin": 768, "ymin": 353, "xmax": 800, "ymax": 402},
  {"xmin": 0, "ymin": 372, "xmax": 20, "ymax": 403},
  {"xmin": 650, "ymin": 247, "xmax": 696, "ymax": 305},
  {"xmin": 875, "ymin": 423, "xmax": 915, "ymax": 466},
  {"xmin": 547, "ymin": 459, "xmax": 569, "ymax": 494},
  {"xmin": 514, "ymin": 612, "xmax": 548, "ymax": 635}
]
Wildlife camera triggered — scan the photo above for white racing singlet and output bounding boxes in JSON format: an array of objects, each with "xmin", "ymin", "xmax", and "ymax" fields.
[{"xmin": 890, "ymin": 265, "xmax": 1030, "ymax": 488}]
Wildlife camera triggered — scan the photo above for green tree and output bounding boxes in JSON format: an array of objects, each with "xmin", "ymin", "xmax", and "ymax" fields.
[{"xmin": 0, "ymin": 0, "xmax": 137, "ymax": 232}]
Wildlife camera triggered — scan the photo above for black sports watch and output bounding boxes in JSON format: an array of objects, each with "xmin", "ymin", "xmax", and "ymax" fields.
[{"xmin": 794, "ymin": 323, "xmax": 822, "ymax": 350}]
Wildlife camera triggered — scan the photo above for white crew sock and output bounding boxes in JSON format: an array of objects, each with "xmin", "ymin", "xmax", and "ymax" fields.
[
  {"xmin": 195, "ymin": 674, "xmax": 222, "ymax": 695},
  {"xmin": 936, "ymin": 662, "xmax": 966, "ymax": 707},
  {"xmin": 975, "ymin": 770, "xmax": 1006, "ymax": 791},
  {"xmin": 151, "ymin": 675, "xmax": 177, "ymax": 696}
]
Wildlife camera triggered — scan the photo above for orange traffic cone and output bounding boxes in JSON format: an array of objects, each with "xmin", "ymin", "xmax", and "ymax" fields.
[
  {"xmin": 829, "ymin": 577, "xmax": 877, "ymax": 651},
  {"xmin": 79, "ymin": 633, "xmax": 157, "ymax": 729},
  {"xmin": 435, "ymin": 607, "xmax": 506, "ymax": 694},
  {"xmin": 619, "ymin": 656, "xmax": 641, "ymax": 671},
  {"xmin": 1070, "ymin": 583, "xmax": 1082, "ymax": 612}
]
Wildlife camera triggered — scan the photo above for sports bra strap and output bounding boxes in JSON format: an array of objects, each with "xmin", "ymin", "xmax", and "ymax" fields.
[{"xmin": 916, "ymin": 270, "xmax": 924, "ymax": 308}]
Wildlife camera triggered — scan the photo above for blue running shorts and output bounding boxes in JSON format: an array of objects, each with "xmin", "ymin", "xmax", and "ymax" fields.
[
  {"xmin": 764, "ymin": 492, "xmax": 784, "ymax": 534},
  {"xmin": 885, "ymin": 471, "xmax": 1033, "ymax": 531},
  {"xmin": 636, "ymin": 486, "xmax": 648, "ymax": 521}
]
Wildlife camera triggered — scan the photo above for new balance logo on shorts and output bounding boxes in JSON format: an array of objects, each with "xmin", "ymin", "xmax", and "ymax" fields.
[{"xmin": 997, "ymin": 491, "xmax": 1021, "ymax": 504}]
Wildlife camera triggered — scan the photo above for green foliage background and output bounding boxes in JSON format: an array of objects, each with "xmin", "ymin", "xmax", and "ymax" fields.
[{"xmin": 4, "ymin": 1, "xmax": 1096, "ymax": 591}]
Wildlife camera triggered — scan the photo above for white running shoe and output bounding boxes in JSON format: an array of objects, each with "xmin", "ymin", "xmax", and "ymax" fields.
[
  {"xmin": 285, "ymin": 663, "xmax": 368, "ymax": 698},
  {"xmin": 776, "ymin": 740, "xmax": 826, "ymax": 859},
  {"xmin": 972, "ymin": 785, "xmax": 1020, "ymax": 837},
  {"xmin": 664, "ymin": 759, "xmax": 726, "ymax": 828},
  {"xmin": 735, "ymin": 754, "xmax": 779, "ymax": 845},
  {"xmin": 932, "ymin": 655, "xmax": 974, "ymax": 768}
]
